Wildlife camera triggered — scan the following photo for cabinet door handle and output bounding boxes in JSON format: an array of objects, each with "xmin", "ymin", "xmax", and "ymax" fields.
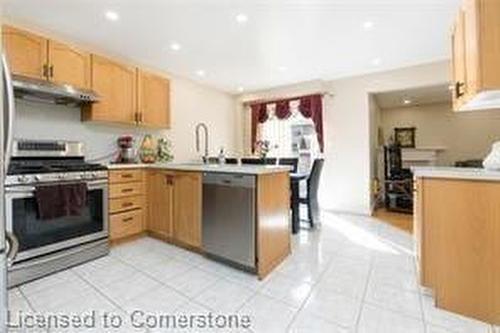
[
  {"xmin": 121, "ymin": 188, "xmax": 134, "ymax": 193},
  {"xmin": 43, "ymin": 64, "xmax": 49, "ymax": 78},
  {"xmin": 121, "ymin": 174, "xmax": 134, "ymax": 179},
  {"xmin": 455, "ymin": 81, "xmax": 466, "ymax": 98},
  {"xmin": 122, "ymin": 217, "xmax": 134, "ymax": 222},
  {"xmin": 49, "ymin": 65, "xmax": 54, "ymax": 78},
  {"xmin": 122, "ymin": 202, "xmax": 134, "ymax": 208}
]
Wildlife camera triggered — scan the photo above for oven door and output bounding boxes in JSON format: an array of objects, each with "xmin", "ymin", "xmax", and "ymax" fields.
[{"xmin": 5, "ymin": 179, "xmax": 108, "ymax": 263}]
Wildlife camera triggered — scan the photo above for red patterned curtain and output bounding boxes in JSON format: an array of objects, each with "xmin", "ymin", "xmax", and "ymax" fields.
[
  {"xmin": 299, "ymin": 94, "xmax": 324, "ymax": 152},
  {"xmin": 250, "ymin": 94, "xmax": 324, "ymax": 153},
  {"xmin": 275, "ymin": 100, "xmax": 291, "ymax": 119},
  {"xmin": 250, "ymin": 103, "xmax": 268, "ymax": 153}
]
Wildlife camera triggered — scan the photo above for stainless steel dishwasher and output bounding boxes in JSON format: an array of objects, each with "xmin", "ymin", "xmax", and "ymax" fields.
[{"xmin": 202, "ymin": 172, "xmax": 256, "ymax": 270}]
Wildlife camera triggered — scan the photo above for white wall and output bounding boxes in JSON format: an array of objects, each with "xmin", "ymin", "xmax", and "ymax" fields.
[
  {"xmin": 238, "ymin": 61, "xmax": 450, "ymax": 215},
  {"xmin": 14, "ymin": 75, "xmax": 237, "ymax": 162},
  {"xmin": 380, "ymin": 103, "xmax": 500, "ymax": 166}
]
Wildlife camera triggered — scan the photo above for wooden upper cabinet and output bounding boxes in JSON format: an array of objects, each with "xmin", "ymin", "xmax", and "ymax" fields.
[
  {"xmin": 48, "ymin": 40, "xmax": 90, "ymax": 89},
  {"xmin": 137, "ymin": 70, "xmax": 171, "ymax": 128},
  {"xmin": 147, "ymin": 170, "xmax": 174, "ymax": 239},
  {"xmin": 2, "ymin": 25, "xmax": 47, "ymax": 79},
  {"xmin": 87, "ymin": 55, "xmax": 137, "ymax": 124},
  {"xmin": 173, "ymin": 172, "xmax": 202, "ymax": 248},
  {"xmin": 451, "ymin": 11, "xmax": 467, "ymax": 110},
  {"xmin": 465, "ymin": 0, "xmax": 500, "ymax": 92},
  {"xmin": 451, "ymin": 0, "xmax": 500, "ymax": 111}
]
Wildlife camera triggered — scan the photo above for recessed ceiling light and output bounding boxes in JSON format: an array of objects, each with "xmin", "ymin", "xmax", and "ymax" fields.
[
  {"xmin": 363, "ymin": 21, "xmax": 374, "ymax": 30},
  {"xmin": 278, "ymin": 66, "xmax": 288, "ymax": 72},
  {"xmin": 371, "ymin": 58, "xmax": 381, "ymax": 66},
  {"xmin": 403, "ymin": 99, "xmax": 412, "ymax": 105},
  {"xmin": 170, "ymin": 42, "xmax": 181, "ymax": 51},
  {"xmin": 237, "ymin": 87, "xmax": 244, "ymax": 93},
  {"xmin": 196, "ymin": 70, "xmax": 206, "ymax": 77},
  {"xmin": 236, "ymin": 14, "xmax": 248, "ymax": 24},
  {"xmin": 105, "ymin": 11, "xmax": 120, "ymax": 22}
]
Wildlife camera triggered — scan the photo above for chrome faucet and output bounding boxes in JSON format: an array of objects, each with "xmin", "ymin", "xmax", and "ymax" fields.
[{"xmin": 195, "ymin": 122, "xmax": 209, "ymax": 163}]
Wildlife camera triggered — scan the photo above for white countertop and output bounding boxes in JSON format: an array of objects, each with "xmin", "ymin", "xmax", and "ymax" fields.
[
  {"xmin": 106, "ymin": 162, "xmax": 292, "ymax": 175},
  {"xmin": 412, "ymin": 166, "xmax": 500, "ymax": 181}
]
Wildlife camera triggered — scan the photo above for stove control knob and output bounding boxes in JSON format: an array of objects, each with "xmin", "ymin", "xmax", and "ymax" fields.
[
  {"xmin": 17, "ymin": 175, "xmax": 30, "ymax": 184},
  {"xmin": 91, "ymin": 172, "xmax": 98, "ymax": 179},
  {"xmin": 33, "ymin": 175, "xmax": 41, "ymax": 182},
  {"xmin": 57, "ymin": 173, "xmax": 67, "ymax": 180}
]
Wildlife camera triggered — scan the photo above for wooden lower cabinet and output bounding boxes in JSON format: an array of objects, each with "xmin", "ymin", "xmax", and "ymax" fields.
[
  {"xmin": 146, "ymin": 170, "xmax": 174, "ymax": 239},
  {"xmin": 172, "ymin": 172, "xmax": 202, "ymax": 248},
  {"xmin": 144, "ymin": 170, "xmax": 201, "ymax": 248},
  {"xmin": 109, "ymin": 169, "xmax": 145, "ymax": 242},
  {"xmin": 415, "ymin": 177, "xmax": 500, "ymax": 325},
  {"xmin": 109, "ymin": 168, "xmax": 290, "ymax": 280},
  {"xmin": 110, "ymin": 209, "xmax": 144, "ymax": 240}
]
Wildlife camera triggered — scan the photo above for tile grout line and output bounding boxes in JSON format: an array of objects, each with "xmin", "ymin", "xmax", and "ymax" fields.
[
  {"xmin": 111, "ymin": 246, "xmax": 225, "ymax": 311},
  {"xmin": 71, "ymin": 267, "xmax": 129, "ymax": 315},
  {"xmin": 282, "ymin": 249, "xmax": 346, "ymax": 332},
  {"xmin": 353, "ymin": 252, "xmax": 375, "ymax": 333}
]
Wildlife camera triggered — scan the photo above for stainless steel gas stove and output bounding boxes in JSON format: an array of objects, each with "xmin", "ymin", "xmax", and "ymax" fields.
[{"xmin": 5, "ymin": 139, "xmax": 109, "ymax": 287}]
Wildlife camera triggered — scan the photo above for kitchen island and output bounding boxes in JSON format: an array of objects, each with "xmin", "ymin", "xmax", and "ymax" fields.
[
  {"xmin": 413, "ymin": 167, "xmax": 500, "ymax": 325},
  {"xmin": 107, "ymin": 163, "xmax": 292, "ymax": 279}
]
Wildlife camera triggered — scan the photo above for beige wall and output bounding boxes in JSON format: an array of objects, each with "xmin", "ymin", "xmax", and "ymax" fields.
[
  {"xmin": 380, "ymin": 103, "xmax": 500, "ymax": 166},
  {"xmin": 238, "ymin": 61, "xmax": 451, "ymax": 215}
]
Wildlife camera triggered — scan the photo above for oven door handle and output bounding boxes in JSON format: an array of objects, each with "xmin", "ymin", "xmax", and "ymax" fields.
[{"xmin": 5, "ymin": 180, "xmax": 108, "ymax": 194}]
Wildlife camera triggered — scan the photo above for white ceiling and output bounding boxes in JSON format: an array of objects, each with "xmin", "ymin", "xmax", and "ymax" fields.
[
  {"xmin": 374, "ymin": 84, "xmax": 452, "ymax": 110},
  {"xmin": 3, "ymin": 0, "xmax": 461, "ymax": 93}
]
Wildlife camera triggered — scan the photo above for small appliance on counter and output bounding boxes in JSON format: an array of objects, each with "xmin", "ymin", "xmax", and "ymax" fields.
[{"xmin": 115, "ymin": 135, "xmax": 136, "ymax": 164}]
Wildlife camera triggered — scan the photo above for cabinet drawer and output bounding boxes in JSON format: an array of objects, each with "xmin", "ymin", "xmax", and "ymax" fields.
[
  {"xmin": 110, "ymin": 195, "xmax": 144, "ymax": 214},
  {"xmin": 110, "ymin": 182, "xmax": 144, "ymax": 199},
  {"xmin": 110, "ymin": 209, "xmax": 143, "ymax": 240},
  {"xmin": 109, "ymin": 169, "xmax": 144, "ymax": 184}
]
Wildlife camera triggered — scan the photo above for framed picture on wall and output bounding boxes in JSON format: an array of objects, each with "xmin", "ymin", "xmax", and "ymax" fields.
[{"xmin": 394, "ymin": 127, "xmax": 416, "ymax": 148}]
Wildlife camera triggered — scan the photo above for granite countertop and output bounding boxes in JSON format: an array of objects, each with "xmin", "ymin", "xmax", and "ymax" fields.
[
  {"xmin": 412, "ymin": 166, "xmax": 500, "ymax": 181},
  {"xmin": 106, "ymin": 162, "xmax": 292, "ymax": 175}
]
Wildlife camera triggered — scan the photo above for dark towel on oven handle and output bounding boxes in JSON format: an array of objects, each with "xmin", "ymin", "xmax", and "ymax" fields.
[{"xmin": 35, "ymin": 183, "xmax": 88, "ymax": 220}]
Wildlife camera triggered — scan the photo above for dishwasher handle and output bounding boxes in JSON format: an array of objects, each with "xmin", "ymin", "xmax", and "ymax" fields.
[{"xmin": 203, "ymin": 173, "xmax": 255, "ymax": 189}]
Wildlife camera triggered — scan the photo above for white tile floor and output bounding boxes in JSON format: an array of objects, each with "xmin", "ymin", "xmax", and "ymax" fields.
[{"xmin": 7, "ymin": 211, "xmax": 497, "ymax": 333}]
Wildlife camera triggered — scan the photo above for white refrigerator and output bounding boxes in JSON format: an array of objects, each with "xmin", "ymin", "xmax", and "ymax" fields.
[{"xmin": 1, "ymin": 53, "xmax": 18, "ymax": 331}]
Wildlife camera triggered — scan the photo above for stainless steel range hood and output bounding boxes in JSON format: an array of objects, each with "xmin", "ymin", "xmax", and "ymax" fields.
[{"xmin": 12, "ymin": 75, "xmax": 100, "ymax": 105}]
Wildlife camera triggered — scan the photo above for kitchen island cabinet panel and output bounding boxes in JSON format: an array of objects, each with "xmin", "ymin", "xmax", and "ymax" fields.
[
  {"xmin": 256, "ymin": 171, "xmax": 291, "ymax": 279},
  {"xmin": 415, "ymin": 176, "xmax": 500, "ymax": 324}
]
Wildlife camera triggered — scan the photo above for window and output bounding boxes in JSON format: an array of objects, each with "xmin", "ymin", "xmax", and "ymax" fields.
[{"xmin": 257, "ymin": 103, "xmax": 320, "ymax": 171}]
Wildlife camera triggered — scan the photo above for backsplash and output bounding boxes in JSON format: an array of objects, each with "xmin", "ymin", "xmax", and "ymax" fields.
[{"xmin": 13, "ymin": 99, "xmax": 167, "ymax": 162}]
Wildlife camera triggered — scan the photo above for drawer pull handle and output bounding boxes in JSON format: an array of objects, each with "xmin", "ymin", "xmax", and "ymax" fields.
[
  {"xmin": 121, "ymin": 188, "xmax": 134, "ymax": 193},
  {"xmin": 122, "ymin": 217, "xmax": 134, "ymax": 222},
  {"xmin": 122, "ymin": 202, "xmax": 134, "ymax": 208},
  {"xmin": 121, "ymin": 174, "xmax": 134, "ymax": 178}
]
